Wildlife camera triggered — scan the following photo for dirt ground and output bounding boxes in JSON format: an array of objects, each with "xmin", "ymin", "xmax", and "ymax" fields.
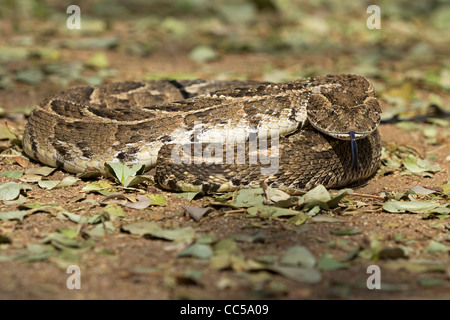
[{"xmin": 0, "ymin": 2, "xmax": 449, "ymax": 300}]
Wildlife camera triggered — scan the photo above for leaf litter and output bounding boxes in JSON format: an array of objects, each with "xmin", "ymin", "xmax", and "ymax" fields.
[{"xmin": 1, "ymin": 1, "xmax": 450, "ymax": 298}]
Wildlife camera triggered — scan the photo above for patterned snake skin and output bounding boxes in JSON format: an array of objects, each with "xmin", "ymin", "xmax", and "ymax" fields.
[{"xmin": 23, "ymin": 74, "xmax": 382, "ymax": 192}]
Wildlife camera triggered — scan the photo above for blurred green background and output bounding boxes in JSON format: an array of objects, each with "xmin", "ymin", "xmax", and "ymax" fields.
[{"xmin": 1, "ymin": 0, "xmax": 449, "ymax": 104}]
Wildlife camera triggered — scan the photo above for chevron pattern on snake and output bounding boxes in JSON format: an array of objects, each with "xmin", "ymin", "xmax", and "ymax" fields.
[{"xmin": 22, "ymin": 74, "xmax": 382, "ymax": 193}]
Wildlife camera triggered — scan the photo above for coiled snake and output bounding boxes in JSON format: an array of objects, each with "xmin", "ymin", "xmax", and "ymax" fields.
[{"xmin": 23, "ymin": 74, "xmax": 382, "ymax": 192}]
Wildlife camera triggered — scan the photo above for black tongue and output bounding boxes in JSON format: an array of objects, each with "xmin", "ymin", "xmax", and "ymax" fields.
[{"xmin": 349, "ymin": 131, "xmax": 358, "ymax": 170}]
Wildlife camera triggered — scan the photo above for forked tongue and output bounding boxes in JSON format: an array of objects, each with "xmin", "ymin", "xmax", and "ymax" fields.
[{"xmin": 349, "ymin": 131, "xmax": 358, "ymax": 170}]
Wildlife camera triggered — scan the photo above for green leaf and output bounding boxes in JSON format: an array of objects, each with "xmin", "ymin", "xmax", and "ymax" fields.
[
  {"xmin": 38, "ymin": 176, "xmax": 78, "ymax": 190},
  {"xmin": 218, "ymin": 2, "xmax": 257, "ymax": 24},
  {"xmin": 189, "ymin": 45, "xmax": 217, "ymax": 63},
  {"xmin": 426, "ymin": 240, "xmax": 448, "ymax": 253},
  {"xmin": 175, "ymin": 192, "xmax": 199, "ymax": 201},
  {"xmin": 327, "ymin": 189, "xmax": 351, "ymax": 208},
  {"xmin": 16, "ymin": 68, "xmax": 43, "ymax": 85},
  {"xmin": 383, "ymin": 199, "xmax": 448, "ymax": 214},
  {"xmin": 102, "ymin": 203, "xmax": 125, "ymax": 217},
  {"xmin": 25, "ymin": 166, "xmax": 56, "ymax": 176},
  {"xmin": 1, "ymin": 171, "xmax": 23, "ymax": 179},
  {"xmin": 85, "ymin": 221, "xmax": 115, "ymax": 237},
  {"xmin": 0, "ymin": 46, "xmax": 29, "ymax": 62},
  {"xmin": 195, "ymin": 234, "xmax": 217, "ymax": 244},
  {"xmin": 317, "ymin": 253, "xmax": 348, "ymax": 271},
  {"xmin": 85, "ymin": 52, "xmax": 109, "ymax": 69},
  {"xmin": 0, "ymin": 126, "xmax": 16, "ymax": 140},
  {"xmin": 177, "ymin": 244, "xmax": 213, "ymax": 259},
  {"xmin": 0, "ymin": 182, "xmax": 32, "ymax": 201},
  {"xmin": 43, "ymin": 232, "xmax": 93, "ymax": 250},
  {"xmin": 266, "ymin": 265, "xmax": 322, "ymax": 284},
  {"xmin": 81, "ymin": 181, "xmax": 115, "ymax": 195},
  {"xmin": 229, "ymin": 230, "xmax": 267, "ymax": 243},
  {"xmin": 122, "ymin": 221, "xmax": 195, "ymax": 243},
  {"xmin": 304, "ymin": 185, "xmax": 331, "ymax": 203},
  {"xmin": 438, "ymin": 183, "xmax": 450, "ymax": 194},
  {"xmin": 123, "ymin": 175, "xmax": 152, "ymax": 188},
  {"xmin": 58, "ymin": 228, "xmax": 77, "ymax": 239},
  {"xmin": 0, "ymin": 211, "xmax": 28, "ymax": 221},
  {"xmin": 105, "ymin": 162, "xmax": 145, "ymax": 186},
  {"xmin": 402, "ymin": 155, "xmax": 440, "ymax": 175},
  {"xmin": 232, "ymin": 188, "xmax": 265, "ymax": 208},
  {"xmin": 247, "ymin": 205, "xmax": 299, "ymax": 217},
  {"xmin": 330, "ymin": 228, "xmax": 363, "ymax": 235},
  {"xmin": 418, "ymin": 278, "xmax": 444, "ymax": 287},
  {"xmin": 146, "ymin": 194, "xmax": 167, "ymax": 206},
  {"xmin": 279, "ymin": 246, "xmax": 316, "ymax": 268},
  {"xmin": 20, "ymin": 202, "xmax": 60, "ymax": 209},
  {"xmin": 396, "ymin": 121, "xmax": 423, "ymax": 131},
  {"xmin": 58, "ymin": 211, "xmax": 90, "ymax": 224},
  {"xmin": 213, "ymin": 238, "xmax": 239, "ymax": 255}
]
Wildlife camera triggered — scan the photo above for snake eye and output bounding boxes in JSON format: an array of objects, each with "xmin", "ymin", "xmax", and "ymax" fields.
[{"xmin": 329, "ymin": 108, "xmax": 335, "ymax": 116}]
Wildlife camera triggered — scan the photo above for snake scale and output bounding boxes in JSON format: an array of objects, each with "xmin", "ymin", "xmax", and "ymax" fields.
[{"xmin": 23, "ymin": 74, "xmax": 382, "ymax": 193}]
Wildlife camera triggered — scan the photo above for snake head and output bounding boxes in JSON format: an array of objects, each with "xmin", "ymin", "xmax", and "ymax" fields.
[{"xmin": 306, "ymin": 74, "xmax": 381, "ymax": 140}]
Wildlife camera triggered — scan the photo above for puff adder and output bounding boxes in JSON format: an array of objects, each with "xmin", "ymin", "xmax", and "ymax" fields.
[{"xmin": 23, "ymin": 74, "xmax": 382, "ymax": 193}]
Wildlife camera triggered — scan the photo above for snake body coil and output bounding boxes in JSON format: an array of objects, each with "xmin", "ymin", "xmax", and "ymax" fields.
[{"xmin": 23, "ymin": 74, "xmax": 382, "ymax": 192}]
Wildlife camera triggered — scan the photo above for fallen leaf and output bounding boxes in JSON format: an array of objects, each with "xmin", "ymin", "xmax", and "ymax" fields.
[
  {"xmin": 418, "ymin": 278, "xmax": 444, "ymax": 287},
  {"xmin": 0, "ymin": 171, "xmax": 23, "ymax": 179},
  {"xmin": 175, "ymin": 269, "xmax": 203, "ymax": 285},
  {"xmin": 85, "ymin": 221, "xmax": 115, "ymax": 237},
  {"xmin": 122, "ymin": 221, "xmax": 195, "ymax": 243},
  {"xmin": 213, "ymin": 238, "xmax": 239, "ymax": 255},
  {"xmin": 146, "ymin": 194, "xmax": 167, "ymax": 206},
  {"xmin": 303, "ymin": 185, "xmax": 331, "ymax": 203},
  {"xmin": 317, "ymin": 253, "xmax": 348, "ymax": 271},
  {"xmin": 330, "ymin": 228, "xmax": 363, "ymax": 235},
  {"xmin": 402, "ymin": 155, "xmax": 440, "ymax": 176},
  {"xmin": 81, "ymin": 181, "xmax": 115, "ymax": 195},
  {"xmin": 42, "ymin": 232, "xmax": 93, "ymax": 250},
  {"xmin": 24, "ymin": 166, "xmax": 56, "ymax": 176},
  {"xmin": 383, "ymin": 199, "xmax": 449, "ymax": 214},
  {"xmin": 229, "ymin": 230, "xmax": 267, "ymax": 243},
  {"xmin": 102, "ymin": 204, "xmax": 125, "ymax": 218},
  {"xmin": 58, "ymin": 211, "xmax": 91, "ymax": 224},
  {"xmin": 19, "ymin": 174, "xmax": 43, "ymax": 183},
  {"xmin": 247, "ymin": 205, "xmax": 299, "ymax": 217},
  {"xmin": 38, "ymin": 176, "xmax": 78, "ymax": 190},
  {"xmin": 104, "ymin": 162, "xmax": 145, "ymax": 187},
  {"xmin": 426, "ymin": 240, "xmax": 449, "ymax": 253},
  {"xmin": 0, "ymin": 182, "xmax": 32, "ymax": 201},
  {"xmin": 279, "ymin": 246, "xmax": 316, "ymax": 268},
  {"xmin": 0, "ymin": 211, "xmax": 28, "ymax": 221},
  {"xmin": 189, "ymin": 45, "xmax": 217, "ymax": 63},
  {"xmin": 410, "ymin": 185, "xmax": 437, "ymax": 195},
  {"xmin": 182, "ymin": 206, "xmax": 213, "ymax": 222},
  {"xmin": 175, "ymin": 192, "xmax": 200, "ymax": 201},
  {"xmin": 177, "ymin": 244, "xmax": 213, "ymax": 259},
  {"xmin": 232, "ymin": 188, "xmax": 265, "ymax": 208},
  {"xmin": 266, "ymin": 265, "xmax": 322, "ymax": 284},
  {"xmin": 125, "ymin": 194, "xmax": 153, "ymax": 209},
  {"xmin": 85, "ymin": 52, "xmax": 109, "ymax": 69}
]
